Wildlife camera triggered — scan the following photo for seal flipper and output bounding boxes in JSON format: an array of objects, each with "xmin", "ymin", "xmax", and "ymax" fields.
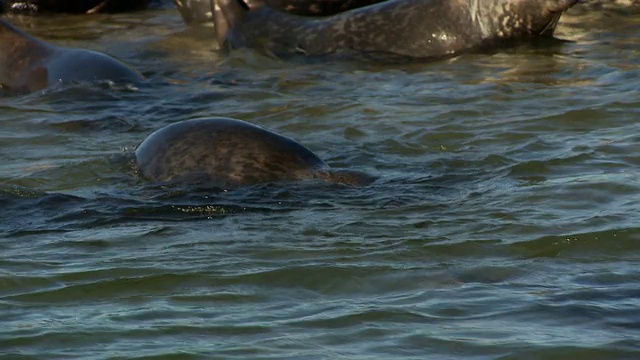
[{"xmin": 213, "ymin": 0, "xmax": 249, "ymax": 49}]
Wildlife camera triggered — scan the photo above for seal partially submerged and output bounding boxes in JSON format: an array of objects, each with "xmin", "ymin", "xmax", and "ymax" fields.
[
  {"xmin": 0, "ymin": 19, "xmax": 143, "ymax": 94},
  {"xmin": 135, "ymin": 118, "xmax": 373, "ymax": 188},
  {"xmin": 214, "ymin": 0, "xmax": 579, "ymax": 58}
]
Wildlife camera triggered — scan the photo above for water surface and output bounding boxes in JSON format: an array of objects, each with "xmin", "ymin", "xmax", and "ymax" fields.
[{"xmin": 1, "ymin": 6, "xmax": 640, "ymax": 359}]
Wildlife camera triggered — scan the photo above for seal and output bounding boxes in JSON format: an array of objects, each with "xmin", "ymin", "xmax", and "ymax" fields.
[
  {"xmin": 175, "ymin": 0, "xmax": 386, "ymax": 25},
  {"xmin": 0, "ymin": 19, "xmax": 143, "ymax": 95},
  {"xmin": 213, "ymin": 0, "xmax": 580, "ymax": 58},
  {"xmin": 134, "ymin": 117, "xmax": 373, "ymax": 188},
  {"xmin": 1, "ymin": 0, "xmax": 151, "ymax": 14}
]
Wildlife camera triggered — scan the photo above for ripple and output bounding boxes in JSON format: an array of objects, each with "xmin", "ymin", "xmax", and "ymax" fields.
[{"xmin": 1, "ymin": 7, "xmax": 640, "ymax": 360}]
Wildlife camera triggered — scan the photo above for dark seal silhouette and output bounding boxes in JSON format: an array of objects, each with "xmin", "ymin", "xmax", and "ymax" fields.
[
  {"xmin": 135, "ymin": 118, "xmax": 373, "ymax": 188},
  {"xmin": 0, "ymin": 19, "xmax": 143, "ymax": 95},
  {"xmin": 213, "ymin": 0, "xmax": 579, "ymax": 58}
]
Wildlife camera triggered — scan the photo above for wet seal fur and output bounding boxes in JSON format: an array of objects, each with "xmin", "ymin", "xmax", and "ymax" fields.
[
  {"xmin": 135, "ymin": 117, "xmax": 373, "ymax": 188},
  {"xmin": 0, "ymin": 19, "xmax": 143, "ymax": 94},
  {"xmin": 213, "ymin": 0, "xmax": 580, "ymax": 58}
]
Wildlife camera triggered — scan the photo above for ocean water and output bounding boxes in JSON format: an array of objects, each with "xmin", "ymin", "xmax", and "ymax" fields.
[{"xmin": 1, "ymin": 5, "xmax": 640, "ymax": 359}]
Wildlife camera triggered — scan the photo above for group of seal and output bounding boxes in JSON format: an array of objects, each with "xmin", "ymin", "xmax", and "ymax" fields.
[
  {"xmin": 0, "ymin": 18, "xmax": 368, "ymax": 188},
  {"xmin": 1, "ymin": 0, "xmax": 585, "ymax": 188}
]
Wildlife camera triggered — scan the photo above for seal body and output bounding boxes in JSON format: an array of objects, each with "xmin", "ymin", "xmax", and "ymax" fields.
[
  {"xmin": 135, "ymin": 118, "xmax": 372, "ymax": 188},
  {"xmin": 1, "ymin": 0, "xmax": 151, "ymax": 14},
  {"xmin": 0, "ymin": 19, "xmax": 143, "ymax": 94},
  {"xmin": 215, "ymin": 0, "xmax": 579, "ymax": 58}
]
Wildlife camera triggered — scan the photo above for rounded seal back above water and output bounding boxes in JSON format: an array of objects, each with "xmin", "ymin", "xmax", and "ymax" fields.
[{"xmin": 135, "ymin": 118, "xmax": 373, "ymax": 188}]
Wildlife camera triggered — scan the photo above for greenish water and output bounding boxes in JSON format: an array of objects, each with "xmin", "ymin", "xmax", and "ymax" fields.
[{"xmin": 1, "ymin": 6, "xmax": 640, "ymax": 359}]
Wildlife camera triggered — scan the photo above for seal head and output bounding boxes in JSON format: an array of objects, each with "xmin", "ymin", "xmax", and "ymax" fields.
[{"xmin": 474, "ymin": 0, "xmax": 578, "ymax": 40}]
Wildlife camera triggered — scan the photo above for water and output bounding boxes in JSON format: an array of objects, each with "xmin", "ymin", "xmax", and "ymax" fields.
[{"xmin": 1, "ymin": 5, "xmax": 640, "ymax": 359}]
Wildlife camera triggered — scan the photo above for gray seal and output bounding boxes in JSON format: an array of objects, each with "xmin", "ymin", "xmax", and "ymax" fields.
[
  {"xmin": 0, "ymin": 19, "xmax": 143, "ymax": 95},
  {"xmin": 213, "ymin": 0, "xmax": 579, "ymax": 58},
  {"xmin": 135, "ymin": 117, "xmax": 373, "ymax": 188}
]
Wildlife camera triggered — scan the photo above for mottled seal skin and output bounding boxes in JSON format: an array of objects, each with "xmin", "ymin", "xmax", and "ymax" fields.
[
  {"xmin": 1, "ymin": 0, "xmax": 152, "ymax": 14},
  {"xmin": 135, "ymin": 118, "xmax": 373, "ymax": 188},
  {"xmin": 214, "ymin": 0, "xmax": 579, "ymax": 58},
  {"xmin": 0, "ymin": 19, "xmax": 143, "ymax": 94},
  {"xmin": 175, "ymin": 0, "xmax": 385, "ymax": 25}
]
